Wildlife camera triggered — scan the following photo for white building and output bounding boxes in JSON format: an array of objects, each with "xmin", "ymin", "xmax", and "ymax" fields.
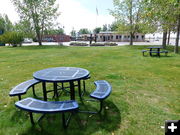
[{"xmin": 96, "ymin": 31, "xmax": 145, "ymax": 42}]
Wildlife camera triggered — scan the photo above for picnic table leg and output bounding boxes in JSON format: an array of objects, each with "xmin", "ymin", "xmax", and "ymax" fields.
[
  {"xmin": 150, "ymin": 48, "xmax": 152, "ymax": 56},
  {"xmin": 158, "ymin": 48, "xmax": 160, "ymax": 57},
  {"xmin": 69, "ymin": 81, "xmax": 75, "ymax": 100},
  {"xmin": 42, "ymin": 82, "xmax": 47, "ymax": 101},
  {"xmin": 53, "ymin": 82, "xmax": 58, "ymax": 98},
  {"xmin": 29, "ymin": 112, "xmax": 35, "ymax": 125},
  {"xmin": 78, "ymin": 80, "xmax": 82, "ymax": 100}
]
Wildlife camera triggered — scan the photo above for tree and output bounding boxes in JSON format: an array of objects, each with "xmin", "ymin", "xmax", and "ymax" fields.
[
  {"xmin": 12, "ymin": 0, "xmax": 59, "ymax": 45},
  {"xmin": 78, "ymin": 28, "xmax": 90, "ymax": 34},
  {"xmin": 14, "ymin": 20, "xmax": 35, "ymax": 39},
  {"xmin": 110, "ymin": 0, "xmax": 151, "ymax": 45},
  {"xmin": 109, "ymin": 22, "xmax": 119, "ymax": 31},
  {"xmin": 102, "ymin": 24, "xmax": 108, "ymax": 31},
  {"xmin": 70, "ymin": 29, "xmax": 76, "ymax": 37},
  {"xmin": 0, "ymin": 14, "xmax": 14, "ymax": 32},
  {"xmin": 44, "ymin": 27, "xmax": 65, "ymax": 35},
  {"xmin": 93, "ymin": 27, "xmax": 101, "ymax": 34},
  {"xmin": 143, "ymin": 0, "xmax": 180, "ymax": 52}
]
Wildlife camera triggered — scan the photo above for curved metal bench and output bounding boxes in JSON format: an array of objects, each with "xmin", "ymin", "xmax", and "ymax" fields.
[
  {"xmin": 90, "ymin": 80, "xmax": 111, "ymax": 100},
  {"xmin": 15, "ymin": 97, "xmax": 79, "ymax": 128},
  {"xmin": 80, "ymin": 80, "xmax": 111, "ymax": 114},
  {"xmin": 9, "ymin": 79, "xmax": 40, "ymax": 100}
]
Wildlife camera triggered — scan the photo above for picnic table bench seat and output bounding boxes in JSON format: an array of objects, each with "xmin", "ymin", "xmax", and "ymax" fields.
[
  {"xmin": 142, "ymin": 50, "xmax": 148, "ymax": 56},
  {"xmin": 88, "ymin": 80, "xmax": 112, "ymax": 113},
  {"xmin": 90, "ymin": 80, "xmax": 111, "ymax": 100},
  {"xmin": 15, "ymin": 97, "xmax": 79, "ymax": 128},
  {"xmin": 9, "ymin": 79, "xmax": 40, "ymax": 100}
]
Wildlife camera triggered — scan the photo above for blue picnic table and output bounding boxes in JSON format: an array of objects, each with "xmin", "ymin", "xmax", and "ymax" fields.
[{"xmin": 33, "ymin": 67, "xmax": 90, "ymax": 100}]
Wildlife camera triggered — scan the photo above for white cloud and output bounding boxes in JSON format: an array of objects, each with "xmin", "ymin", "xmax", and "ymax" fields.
[
  {"xmin": 0, "ymin": 0, "xmax": 19, "ymax": 23},
  {"xmin": 57, "ymin": 0, "xmax": 115, "ymax": 34}
]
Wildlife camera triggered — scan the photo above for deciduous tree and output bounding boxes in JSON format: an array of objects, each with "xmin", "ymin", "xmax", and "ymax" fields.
[
  {"xmin": 110, "ymin": 0, "xmax": 150, "ymax": 45},
  {"xmin": 12, "ymin": 0, "xmax": 59, "ymax": 45}
]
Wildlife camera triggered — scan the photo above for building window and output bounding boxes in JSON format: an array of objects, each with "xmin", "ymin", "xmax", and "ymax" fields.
[
  {"xmin": 111, "ymin": 36, "xmax": 113, "ymax": 39},
  {"xmin": 136, "ymin": 35, "xmax": 139, "ymax": 39},
  {"xmin": 119, "ymin": 35, "xmax": 121, "ymax": 39},
  {"xmin": 108, "ymin": 36, "xmax": 110, "ymax": 40},
  {"xmin": 142, "ymin": 35, "xmax": 144, "ymax": 39},
  {"xmin": 100, "ymin": 36, "xmax": 102, "ymax": 38},
  {"xmin": 116, "ymin": 35, "xmax": 118, "ymax": 39},
  {"xmin": 124, "ymin": 36, "xmax": 126, "ymax": 38},
  {"xmin": 128, "ymin": 36, "xmax": 130, "ymax": 38}
]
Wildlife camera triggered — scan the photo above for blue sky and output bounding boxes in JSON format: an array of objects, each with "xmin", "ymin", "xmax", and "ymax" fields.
[{"xmin": 0, "ymin": 0, "xmax": 115, "ymax": 34}]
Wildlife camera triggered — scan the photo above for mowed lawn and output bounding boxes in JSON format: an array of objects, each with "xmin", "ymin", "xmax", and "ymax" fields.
[{"xmin": 0, "ymin": 45, "xmax": 180, "ymax": 135}]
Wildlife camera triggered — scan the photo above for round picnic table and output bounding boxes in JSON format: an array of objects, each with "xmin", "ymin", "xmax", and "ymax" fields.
[{"xmin": 33, "ymin": 67, "xmax": 90, "ymax": 101}]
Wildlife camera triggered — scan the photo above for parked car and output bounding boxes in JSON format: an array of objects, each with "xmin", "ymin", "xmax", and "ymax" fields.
[{"xmin": 23, "ymin": 38, "xmax": 33, "ymax": 43}]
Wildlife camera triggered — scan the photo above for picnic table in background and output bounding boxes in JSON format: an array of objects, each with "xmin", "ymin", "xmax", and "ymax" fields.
[{"xmin": 142, "ymin": 46, "xmax": 168, "ymax": 57}]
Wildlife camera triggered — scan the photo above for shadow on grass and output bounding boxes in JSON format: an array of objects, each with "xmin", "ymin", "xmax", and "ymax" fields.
[{"xmin": 16, "ymin": 101, "xmax": 121, "ymax": 135}]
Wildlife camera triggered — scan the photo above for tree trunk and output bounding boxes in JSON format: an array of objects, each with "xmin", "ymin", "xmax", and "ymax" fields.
[
  {"xmin": 129, "ymin": 0, "xmax": 133, "ymax": 45},
  {"xmin": 174, "ymin": 14, "xmax": 180, "ymax": 53},
  {"xmin": 167, "ymin": 30, "xmax": 171, "ymax": 45},
  {"xmin": 162, "ymin": 30, "xmax": 167, "ymax": 49},
  {"xmin": 130, "ymin": 32, "xmax": 133, "ymax": 45},
  {"xmin": 36, "ymin": 28, "xmax": 42, "ymax": 46}
]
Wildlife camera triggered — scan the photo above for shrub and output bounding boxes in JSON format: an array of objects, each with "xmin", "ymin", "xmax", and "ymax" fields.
[
  {"xmin": 0, "ymin": 32, "xmax": 24, "ymax": 47},
  {"xmin": 90, "ymin": 42, "xmax": 118, "ymax": 46},
  {"xmin": 70, "ymin": 42, "xmax": 88, "ymax": 46},
  {"xmin": 104, "ymin": 42, "xmax": 118, "ymax": 46},
  {"xmin": 90, "ymin": 43, "xmax": 105, "ymax": 46}
]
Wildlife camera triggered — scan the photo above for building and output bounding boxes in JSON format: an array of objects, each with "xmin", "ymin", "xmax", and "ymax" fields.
[
  {"xmin": 42, "ymin": 34, "xmax": 71, "ymax": 42},
  {"xmin": 79, "ymin": 31, "xmax": 145, "ymax": 42},
  {"xmin": 96, "ymin": 31, "xmax": 145, "ymax": 42}
]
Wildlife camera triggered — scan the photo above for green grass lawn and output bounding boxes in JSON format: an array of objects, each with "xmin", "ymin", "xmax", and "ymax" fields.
[{"xmin": 0, "ymin": 45, "xmax": 179, "ymax": 135}]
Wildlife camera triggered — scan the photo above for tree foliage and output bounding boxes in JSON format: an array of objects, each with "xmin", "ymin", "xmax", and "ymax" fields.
[
  {"xmin": 93, "ymin": 27, "xmax": 101, "ymax": 34},
  {"xmin": 12, "ymin": 0, "xmax": 59, "ymax": 45},
  {"xmin": 44, "ymin": 27, "xmax": 65, "ymax": 35},
  {"xmin": 142, "ymin": 0, "xmax": 180, "ymax": 52},
  {"xmin": 0, "ymin": 14, "xmax": 14, "ymax": 32},
  {"xmin": 78, "ymin": 28, "xmax": 91, "ymax": 34},
  {"xmin": 110, "ymin": 0, "xmax": 155, "ymax": 45},
  {"xmin": 0, "ymin": 31, "xmax": 24, "ymax": 47},
  {"xmin": 70, "ymin": 29, "xmax": 76, "ymax": 37},
  {"xmin": 14, "ymin": 20, "xmax": 35, "ymax": 38},
  {"xmin": 102, "ymin": 24, "xmax": 108, "ymax": 31}
]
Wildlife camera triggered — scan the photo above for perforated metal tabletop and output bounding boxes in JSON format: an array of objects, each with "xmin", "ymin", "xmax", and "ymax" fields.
[
  {"xmin": 33, "ymin": 67, "xmax": 90, "ymax": 100},
  {"xmin": 33, "ymin": 67, "xmax": 89, "ymax": 82}
]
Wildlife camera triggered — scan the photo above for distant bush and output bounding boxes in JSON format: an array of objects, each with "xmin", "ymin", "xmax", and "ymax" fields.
[
  {"xmin": 0, "ymin": 32, "xmax": 24, "ymax": 47},
  {"xmin": 70, "ymin": 42, "xmax": 88, "ymax": 46},
  {"xmin": 104, "ymin": 42, "xmax": 118, "ymax": 46},
  {"xmin": 90, "ymin": 43, "xmax": 105, "ymax": 46},
  {"xmin": 90, "ymin": 42, "xmax": 118, "ymax": 46}
]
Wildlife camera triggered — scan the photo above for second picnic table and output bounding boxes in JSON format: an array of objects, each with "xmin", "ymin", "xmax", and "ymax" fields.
[{"xmin": 147, "ymin": 46, "xmax": 162, "ymax": 57}]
